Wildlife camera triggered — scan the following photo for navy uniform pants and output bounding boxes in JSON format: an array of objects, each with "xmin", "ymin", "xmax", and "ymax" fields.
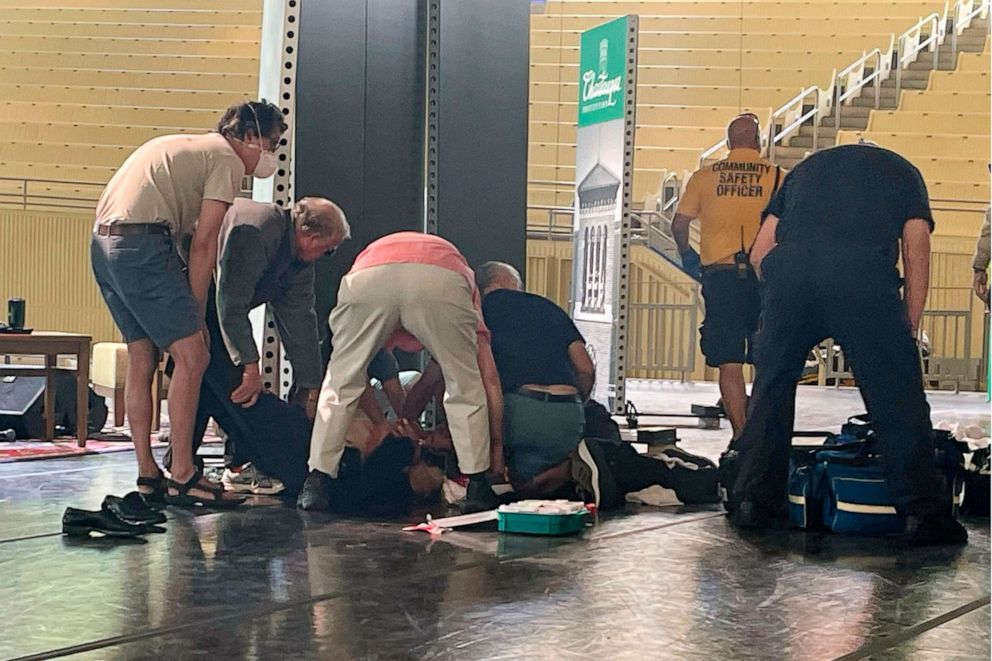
[{"xmin": 731, "ymin": 243, "xmax": 942, "ymax": 517}]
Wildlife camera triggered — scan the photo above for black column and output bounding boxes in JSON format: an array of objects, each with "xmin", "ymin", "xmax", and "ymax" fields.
[
  {"xmin": 434, "ymin": 0, "xmax": 530, "ymax": 275},
  {"xmin": 296, "ymin": 0, "xmax": 426, "ymax": 330},
  {"xmin": 295, "ymin": 0, "xmax": 529, "ymax": 329}
]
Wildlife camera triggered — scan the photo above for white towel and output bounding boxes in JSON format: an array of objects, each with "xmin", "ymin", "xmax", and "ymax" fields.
[{"xmin": 625, "ymin": 485, "xmax": 683, "ymax": 507}]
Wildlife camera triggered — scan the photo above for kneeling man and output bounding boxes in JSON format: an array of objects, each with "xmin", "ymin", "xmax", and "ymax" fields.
[{"xmin": 476, "ymin": 262, "xmax": 720, "ymax": 508}]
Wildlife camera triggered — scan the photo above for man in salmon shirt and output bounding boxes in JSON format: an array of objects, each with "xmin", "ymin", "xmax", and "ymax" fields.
[{"xmin": 298, "ymin": 232, "xmax": 506, "ymax": 513}]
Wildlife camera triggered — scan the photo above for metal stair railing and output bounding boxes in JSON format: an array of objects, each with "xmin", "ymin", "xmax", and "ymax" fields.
[
  {"xmin": 525, "ymin": 204, "xmax": 572, "ymax": 240},
  {"xmin": 894, "ymin": 9, "xmax": 947, "ymax": 96},
  {"xmin": 696, "ymin": 0, "xmax": 991, "ymax": 164},
  {"xmin": 0, "ymin": 175, "xmax": 254, "ymax": 212},
  {"xmin": 950, "ymin": 0, "xmax": 992, "ymax": 61},
  {"xmin": 768, "ymin": 86, "xmax": 825, "ymax": 162},
  {"xmin": 834, "ymin": 43, "xmax": 891, "ymax": 130}
]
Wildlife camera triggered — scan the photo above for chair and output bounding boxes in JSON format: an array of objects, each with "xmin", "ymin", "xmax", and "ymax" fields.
[{"xmin": 90, "ymin": 341, "xmax": 167, "ymax": 430}]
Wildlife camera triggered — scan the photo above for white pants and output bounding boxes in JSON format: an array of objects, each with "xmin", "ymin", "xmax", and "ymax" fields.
[{"xmin": 309, "ymin": 263, "xmax": 491, "ymax": 477}]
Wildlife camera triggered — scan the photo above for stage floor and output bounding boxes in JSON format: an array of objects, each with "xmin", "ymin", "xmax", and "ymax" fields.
[{"xmin": 0, "ymin": 383, "xmax": 988, "ymax": 660}]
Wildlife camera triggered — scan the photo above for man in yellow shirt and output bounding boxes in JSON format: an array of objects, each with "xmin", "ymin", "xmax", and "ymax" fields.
[{"xmin": 672, "ymin": 114, "xmax": 782, "ymax": 438}]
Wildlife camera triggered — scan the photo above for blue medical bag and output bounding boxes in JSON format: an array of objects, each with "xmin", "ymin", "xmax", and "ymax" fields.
[{"xmin": 787, "ymin": 424, "xmax": 964, "ymax": 536}]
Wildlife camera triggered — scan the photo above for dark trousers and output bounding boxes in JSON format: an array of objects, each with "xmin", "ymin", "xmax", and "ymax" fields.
[
  {"xmin": 599, "ymin": 439, "xmax": 721, "ymax": 504},
  {"xmin": 191, "ymin": 291, "xmax": 245, "ymax": 465},
  {"xmin": 732, "ymin": 243, "xmax": 941, "ymax": 516},
  {"xmin": 198, "ymin": 392, "xmax": 311, "ymax": 496}
]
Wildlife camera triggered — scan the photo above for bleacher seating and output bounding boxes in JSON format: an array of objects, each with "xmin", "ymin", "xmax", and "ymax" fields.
[
  {"xmin": 837, "ymin": 35, "xmax": 990, "ymax": 235},
  {"xmin": 548, "ymin": 2, "xmax": 949, "ymax": 17},
  {"xmin": 527, "ymin": 0, "xmax": 950, "ymax": 229},
  {"xmin": 526, "ymin": 1, "xmax": 989, "ymax": 386},
  {"xmin": 0, "ymin": 0, "xmax": 261, "ymax": 343},
  {"xmin": 0, "ymin": 0, "xmax": 261, "ymax": 211}
]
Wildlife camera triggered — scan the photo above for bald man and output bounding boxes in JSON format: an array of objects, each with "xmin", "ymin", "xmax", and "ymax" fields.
[
  {"xmin": 672, "ymin": 114, "xmax": 782, "ymax": 438},
  {"xmin": 167, "ymin": 197, "xmax": 350, "ymax": 494}
]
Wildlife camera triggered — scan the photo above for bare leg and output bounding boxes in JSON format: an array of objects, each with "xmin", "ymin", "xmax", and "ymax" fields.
[
  {"xmin": 718, "ymin": 363, "xmax": 748, "ymax": 438},
  {"xmin": 126, "ymin": 339, "xmax": 160, "ymax": 485},
  {"xmin": 166, "ymin": 332, "xmax": 239, "ymax": 499}
]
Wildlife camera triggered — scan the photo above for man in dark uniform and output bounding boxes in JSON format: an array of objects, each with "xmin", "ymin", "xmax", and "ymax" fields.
[{"xmin": 729, "ymin": 143, "xmax": 967, "ymax": 545}]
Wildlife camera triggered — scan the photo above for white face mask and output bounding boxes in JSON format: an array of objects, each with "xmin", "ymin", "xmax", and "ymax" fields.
[
  {"xmin": 245, "ymin": 104, "xmax": 279, "ymax": 178},
  {"xmin": 253, "ymin": 150, "xmax": 278, "ymax": 178}
]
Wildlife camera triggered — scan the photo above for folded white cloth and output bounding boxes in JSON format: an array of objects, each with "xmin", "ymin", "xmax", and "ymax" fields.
[
  {"xmin": 499, "ymin": 500, "xmax": 586, "ymax": 515},
  {"xmin": 934, "ymin": 419, "xmax": 991, "ymax": 452},
  {"xmin": 625, "ymin": 485, "xmax": 683, "ymax": 507}
]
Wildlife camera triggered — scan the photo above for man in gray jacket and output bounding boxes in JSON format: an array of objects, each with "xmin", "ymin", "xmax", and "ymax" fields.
[{"xmin": 190, "ymin": 196, "xmax": 348, "ymax": 493}]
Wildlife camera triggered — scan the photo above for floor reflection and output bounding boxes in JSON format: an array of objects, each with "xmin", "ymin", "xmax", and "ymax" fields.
[{"xmin": 0, "ymin": 444, "xmax": 988, "ymax": 660}]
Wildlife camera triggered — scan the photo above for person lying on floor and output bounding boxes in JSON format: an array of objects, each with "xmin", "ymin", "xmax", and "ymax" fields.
[
  {"xmin": 363, "ymin": 348, "xmax": 420, "ymax": 422},
  {"xmin": 472, "ymin": 262, "xmax": 721, "ymax": 508},
  {"xmin": 196, "ymin": 338, "xmax": 453, "ymax": 507},
  {"xmin": 165, "ymin": 346, "xmax": 408, "ymax": 495},
  {"xmin": 197, "ymin": 376, "xmax": 448, "ymax": 512}
]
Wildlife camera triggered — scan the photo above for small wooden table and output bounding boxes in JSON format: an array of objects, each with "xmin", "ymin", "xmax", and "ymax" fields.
[{"xmin": 0, "ymin": 332, "xmax": 92, "ymax": 447}]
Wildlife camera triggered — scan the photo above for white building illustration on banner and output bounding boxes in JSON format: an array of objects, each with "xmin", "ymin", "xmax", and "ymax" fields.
[
  {"xmin": 570, "ymin": 14, "xmax": 637, "ymax": 411},
  {"xmin": 576, "ymin": 162, "xmax": 620, "ymax": 316}
]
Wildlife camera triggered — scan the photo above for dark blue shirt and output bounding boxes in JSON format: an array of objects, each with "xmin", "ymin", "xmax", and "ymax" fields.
[
  {"xmin": 482, "ymin": 289, "xmax": 585, "ymax": 393},
  {"xmin": 763, "ymin": 144, "xmax": 934, "ymax": 264}
]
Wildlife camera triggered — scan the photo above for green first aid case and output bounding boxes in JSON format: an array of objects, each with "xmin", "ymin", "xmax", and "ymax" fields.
[{"xmin": 497, "ymin": 509, "xmax": 588, "ymax": 536}]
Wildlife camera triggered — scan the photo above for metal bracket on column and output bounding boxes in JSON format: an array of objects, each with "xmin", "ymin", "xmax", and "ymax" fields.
[
  {"xmin": 611, "ymin": 14, "xmax": 638, "ymax": 415},
  {"xmin": 260, "ymin": 0, "xmax": 301, "ymax": 399}
]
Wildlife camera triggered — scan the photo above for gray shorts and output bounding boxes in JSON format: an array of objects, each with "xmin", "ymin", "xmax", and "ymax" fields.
[{"xmin": 90, "ymin": 231, "xmax": 200, "ymax": 349}]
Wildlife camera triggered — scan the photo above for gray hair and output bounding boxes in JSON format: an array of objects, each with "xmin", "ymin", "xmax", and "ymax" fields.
[
  {"xmin": 476, "ymin": 261, "xmax": 523, "ymax": 292},
  {"xmin": 292, "ymin": 197, "xmax": 350, "ymax": 241}
]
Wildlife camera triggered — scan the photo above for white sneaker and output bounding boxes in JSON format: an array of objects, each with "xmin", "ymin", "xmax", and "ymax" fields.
[
  {"xmin": 204, "ymin": 465, "xmax": 226, "ymax": 484},
  {"xmin": 222, "ymin": 464, "xmax": 285, "ymax": 495}
]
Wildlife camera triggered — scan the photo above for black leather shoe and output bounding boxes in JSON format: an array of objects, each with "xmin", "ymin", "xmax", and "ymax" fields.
[
  {"xmin": 297, "ymin": 470, "xmax": 332, "ymax": 511},
  {"xmin": 902, "ymin": 514, "xmax": 968, "ymax": 546},
  {"xmin": 458, "ymin": 474, "xmax": 499, "ymax": 514},
  {"xmin": 103, "ymin": 492, "xmax": 167, "ymax": 525},
  {"xmin": 62, "ymin": 507, "xmax": 150, "ymax": 538}
]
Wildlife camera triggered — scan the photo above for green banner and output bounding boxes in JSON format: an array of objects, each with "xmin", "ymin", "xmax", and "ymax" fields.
[{"xmin": 577, "ymin": 16, "xmax": 628, "ymax": 127}]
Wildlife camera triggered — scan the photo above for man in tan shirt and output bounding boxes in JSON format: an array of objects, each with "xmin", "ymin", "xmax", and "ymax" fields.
[
  {"xmin": 91, "ymin": 100, "xmax": 285, "ymax": 508},
  {"xmin": 672, "ymin": 114, "xmax": 782, "ymax": 438}
]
